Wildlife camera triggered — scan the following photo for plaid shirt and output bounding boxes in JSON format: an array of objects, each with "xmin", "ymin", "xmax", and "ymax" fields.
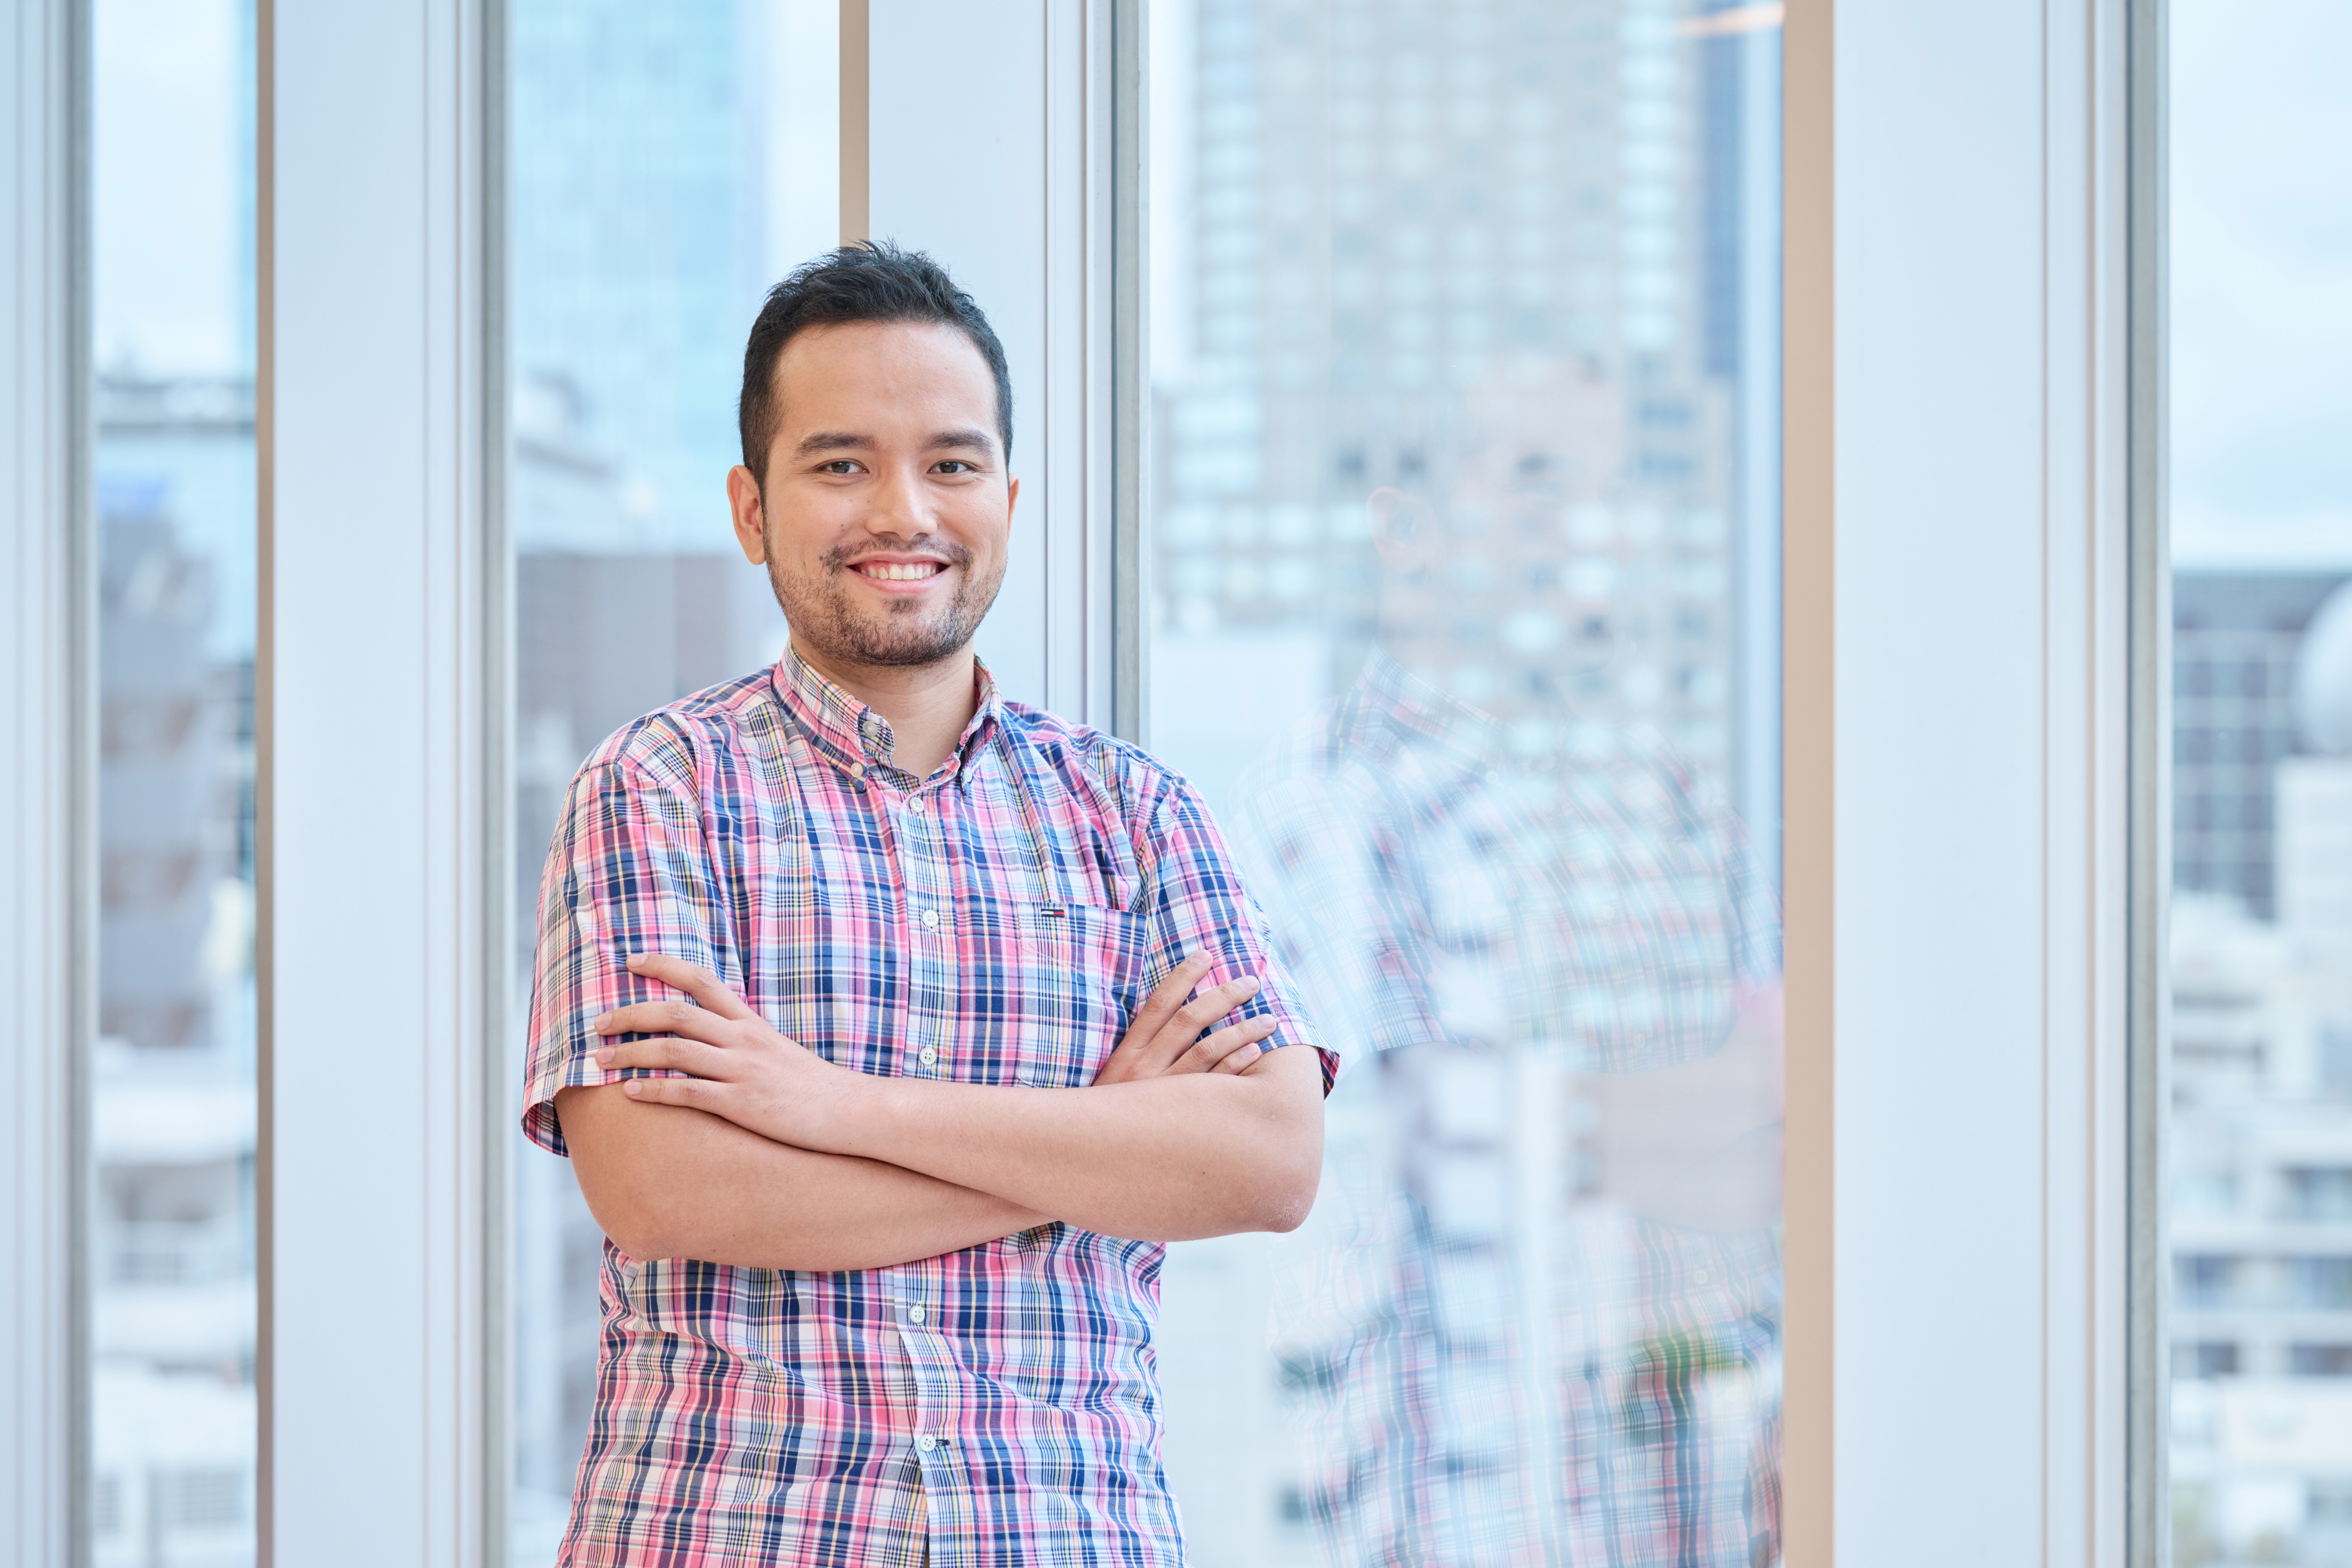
[
  {"xmin": 1229, "ymin": 651, "xmax": 1782, "ymax": 1566},
  {"xmin": 523, "ymin": 646, "xmax": 1330, "ymax": 1568}
]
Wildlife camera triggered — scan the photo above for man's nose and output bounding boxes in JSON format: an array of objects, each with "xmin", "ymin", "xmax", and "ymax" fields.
[{"xmin": 862, "ymin": 460, "xmax": 932, "ymax": 536}]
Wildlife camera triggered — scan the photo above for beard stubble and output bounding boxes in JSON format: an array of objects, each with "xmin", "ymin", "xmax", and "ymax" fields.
[{"xmin": 764, "ymin": 530, "xmax": 1006, "ymax": 670}]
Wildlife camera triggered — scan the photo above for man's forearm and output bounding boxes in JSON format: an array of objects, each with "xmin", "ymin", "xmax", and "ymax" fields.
[
  {"xmin": 555, "ymin": 1084, "xmax": 1047, "ymax": 1271},
  {"xmin": 794, "ymin": 1045, "xmax": 1324, "ymax": 1243}
]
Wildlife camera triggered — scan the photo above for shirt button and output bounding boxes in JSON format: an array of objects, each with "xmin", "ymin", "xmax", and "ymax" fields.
[
  {"xmin": 921, "ymin": 909, "xmax": 940, "ymax": 930},
  {"xmin": 1693, "ymin": 1269, "xmax": 1710, "ymax": 1285},
  {"xmin": 909, "ymin": 795, "xmax": 926, "ymax": 813},
  {"xmin": 918, "ymin": 1048, "xmax": 938, "ymax": 1067},
  {"xmin": 908, "ymin": 1305, "xmax": 926, "ymax": 1324},
  {"xmin": 917, "ymin": 1434, "xmax": 937, "ymax": 1452}
]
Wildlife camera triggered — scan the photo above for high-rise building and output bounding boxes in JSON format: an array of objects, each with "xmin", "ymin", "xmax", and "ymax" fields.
[
  {"xmin": 509, "ymin": 0, "xmax": 769, "ymax": 552},
  {"xmin": 1152, "ymin": 0, "xmax": 1760, "ymax": 791},
  {"xmin": 90, "ymin": 372, "xmax": 260, "ymax": 1567},
  {"xmin": 2175, "ymin": 571, "xmax": 2351, "ymax": 919},
  {"xmin": 2170, "ymin": 579, "xmax": 2352, "ymax": 1559}
]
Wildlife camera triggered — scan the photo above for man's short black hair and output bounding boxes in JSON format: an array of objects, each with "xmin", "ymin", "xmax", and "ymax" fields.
[{"xmin": 738, "ymin": 240, "xmax": 1014, "ymax": 481}]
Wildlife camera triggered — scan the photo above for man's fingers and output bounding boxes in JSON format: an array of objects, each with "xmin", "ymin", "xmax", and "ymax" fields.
[
  {"xmin": 597, "ymin": 1035, "xmax": 734, "ymax": 1080},
  {"xmin": 1096, "ymin": 953, "xmax": 1220, "ymax": 1082},
  {"xmin": 625, "ymin": 951, "xmax": 758, "ymax": 1021},
  {"xmin": 619, "ymin": 1074, "xmax": 711, "ymax": 1109},
  {"xmin": 1210, "ymin": 1022, "xmax": 1281, "ymax": 1074},
  {"xmin": 1163, "ymin": 974, "xmax": 1261, "ymax": 1044},
  {"xmin": 1176, "ymin": 1013, "xmax": 1279, "ymax": 1075},
  {"xmin": 1128, "ymin": 951, "xmax": 1216, "ymax": 1042},
  {"xmin": 595, "ymin": 998, "xmax": 728, "ymax": 1043}
]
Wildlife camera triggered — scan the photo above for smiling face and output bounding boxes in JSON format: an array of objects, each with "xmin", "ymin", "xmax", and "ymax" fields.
[{"xmin": 727, "ymin": 319, "xmax": 1017, "ymax": 672}]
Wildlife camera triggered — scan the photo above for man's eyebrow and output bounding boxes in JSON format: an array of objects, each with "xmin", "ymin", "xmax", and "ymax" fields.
[
  {"xmin": 928, "ymin": 428, "xmax": 996, "ymax": 453},
  {"xmin": 794, "ymin": 431, "xmax": 873, "ymax": 457}
]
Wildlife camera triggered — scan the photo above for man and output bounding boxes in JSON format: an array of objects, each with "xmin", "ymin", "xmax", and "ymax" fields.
[
  {"xmin": 1227, "ymin": 363, "xmax": 1784, "ymax": 1564},
  {"xmin": 522, "ymin": 242, "xmax": 1333, "ymax": 1567}
]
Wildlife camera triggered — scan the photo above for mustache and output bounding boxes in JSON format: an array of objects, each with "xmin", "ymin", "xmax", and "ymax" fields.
[{"xmin": 820, "ymin": 535, "xmax": 973, "ymax": 573}]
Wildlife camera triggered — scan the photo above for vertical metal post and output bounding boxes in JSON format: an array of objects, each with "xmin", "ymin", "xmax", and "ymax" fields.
[
  {"xmin": 480, "ymin": 0, "xmax": 512, "ymax": 1560},
  {"xmin": 1111, "ymin": 0, "xmax": 1149, "ymax": 746},
  {"xmin": 1779, "ymin": 0, "xmax": 1835, "ymax": 1556},
  {"xmin": 839, "ymin": 0, "xmax": 869, "ymax": 245},
  {"xmin": 0, "ymin": 2, "xmax": 103, "ymax": 1563},
  {"xmin": 2125, "ymin": 0, "xmax": 2172, "ymax": 1561}
]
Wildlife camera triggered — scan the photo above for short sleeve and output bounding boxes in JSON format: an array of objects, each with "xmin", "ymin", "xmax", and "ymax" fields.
[
  {"xmin": 520, "ymin": 751, "xmax": 733, "ymax": 1156},
  {"xmin": 1135, "ymin": 775, "xmax": 1340, "ymax": 1093}
]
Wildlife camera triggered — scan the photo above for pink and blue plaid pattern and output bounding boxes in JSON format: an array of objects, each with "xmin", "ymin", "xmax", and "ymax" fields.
[{"xmin": 523, "ymin": 646, "xmax": 1330, "ymax": 1567}]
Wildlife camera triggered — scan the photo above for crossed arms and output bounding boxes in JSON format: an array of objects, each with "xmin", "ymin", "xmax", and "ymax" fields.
[{"xmin": 557, "ymin": 952, "xmax": 1325, "ymax": 1273}]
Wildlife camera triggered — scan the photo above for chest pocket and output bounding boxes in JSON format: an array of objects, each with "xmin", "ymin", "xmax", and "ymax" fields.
[{"xmin": 965, "ymin": 896, "xmax": 1149, "ymax": 1089}]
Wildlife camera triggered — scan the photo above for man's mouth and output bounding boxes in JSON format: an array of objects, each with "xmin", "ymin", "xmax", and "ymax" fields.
[{"xmin": 850, "ymin": 560, "xmax": 948, "ymax": 583}]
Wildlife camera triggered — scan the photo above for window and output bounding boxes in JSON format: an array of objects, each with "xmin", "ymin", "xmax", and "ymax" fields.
[
  {"xmin": 86, "ymin": 0, "xmax": 259, "ymax": 1560},
  {"xmin": 0, "ymin": 0, "xmax": 2156, "ymax": 1550},
  {"xmin": 1145, "ymin": 1, "xmax": 1783, "ymax": 1559},
  {"xmin": 2166, "ymin": 2, "xmax": 2352, "ymax": 1560},
  {"xmin": 503, "ymin": 4, "xmax": 830, "ymax": 1557}
]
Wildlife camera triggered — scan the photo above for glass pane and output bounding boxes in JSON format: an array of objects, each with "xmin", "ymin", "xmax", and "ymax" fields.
[
  {"xmin": 1145, "ymin": 2, "xmax": 1786, "ymax": 1561},
  {"xmin": 87, "ymin": 0, "xmax": 260, "ymax": 1562},
  {"xmin": 504, "ymin": 6, "xmax": 829, "ymax": 1560},
  {"xmin": 2167, "ymin": 4, "xmax": 2352, "ymax": 1562}
]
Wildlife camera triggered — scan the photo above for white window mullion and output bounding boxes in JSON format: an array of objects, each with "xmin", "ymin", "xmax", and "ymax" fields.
[
  {"xmin": 261, "ymin": 0, "xmax": 494, "ymax": 1561},
  {"xmin": 1784, "ymin": 0, "xmax": 2134, "ymax": 1563},
  {"xmin": 2, "ymin": 4, "xmax": 85, "ymax": 1563}
]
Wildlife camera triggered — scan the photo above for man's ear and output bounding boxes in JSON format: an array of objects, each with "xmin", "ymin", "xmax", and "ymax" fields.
[
  {"xmin": 725, "ymin": 465, "xmax": 768, "ymax": 566},
  {"xmin": 1368, "ymin": 486, "xmax": 1436, "ymax": 573}
]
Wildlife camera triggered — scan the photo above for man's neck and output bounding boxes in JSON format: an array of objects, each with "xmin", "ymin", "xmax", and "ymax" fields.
[{"xmin": 793, "ymin": 639, "xmax": 980, "ymax": 780}]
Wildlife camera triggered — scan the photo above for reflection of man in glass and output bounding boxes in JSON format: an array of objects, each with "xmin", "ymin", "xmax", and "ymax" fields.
[
  {"xmin": 1228, "ymin": 363, "xmax": 1784, "ymax": 1565},
  {"xmin": 520, "ymin": 244, "xmax": 1334, "ymax": 1566}
]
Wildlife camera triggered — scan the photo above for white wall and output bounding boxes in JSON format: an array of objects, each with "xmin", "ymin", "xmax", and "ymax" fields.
[
  {"xmin": 263, "ymin": 0, "xmax": 494, "ymax": 1561},
  {"xmin": 1785, "ymin": 0, "xmax": 2133, "ymax": 1562}
]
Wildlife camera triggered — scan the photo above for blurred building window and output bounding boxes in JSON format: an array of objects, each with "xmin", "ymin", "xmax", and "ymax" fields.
[
  {"xmin": 2166, "ymin": 3, "xmax": 2352, "ymax": 1561},
  {"xmin": 86, "ymin": 0, "xmax": 261, "ymax": 1561}
]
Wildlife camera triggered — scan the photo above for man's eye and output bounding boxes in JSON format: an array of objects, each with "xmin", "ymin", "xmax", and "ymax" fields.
[
  {"xmin": 820, "ymin": 460, "xmax": 859, "ymax": 474},
  {"xmin": 935, "ymin": 460, "xmax": 974, "ymax": 474}
]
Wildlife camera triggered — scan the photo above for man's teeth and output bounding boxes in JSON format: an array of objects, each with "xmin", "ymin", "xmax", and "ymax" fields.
[{"xmin": 860, "ymin": 562, "xmax": 943, "ymax": 582}]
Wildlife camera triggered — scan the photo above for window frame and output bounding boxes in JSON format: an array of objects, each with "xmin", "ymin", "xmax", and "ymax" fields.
[
  {"xmin": 260, "ymin": 0, "xmax": 499, "ymax": 1561},
  {"xmin": 0, "ymin": 0, "xmax": 2165, "ymax": 1560},
  {"xmin": 2124, "ymin": 0, "xmax": 2171, "ymax": 1560},
  {"xmin": 1779, "ymin": 0, "xmax": 2140, "ymax": 1560},
  {"xmin": 3, "ymin": 3, "xmax": 91, "ymax": 1563}
]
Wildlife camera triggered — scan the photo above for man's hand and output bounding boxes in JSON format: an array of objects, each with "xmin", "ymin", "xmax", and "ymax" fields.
[
  {"xmin": 589, "ymin": 953, "xmax": 856, "ymax": 1148},
  {"xmin": 1091, "ymin": 949, "xmax": 1277, "ymax": 1085}
]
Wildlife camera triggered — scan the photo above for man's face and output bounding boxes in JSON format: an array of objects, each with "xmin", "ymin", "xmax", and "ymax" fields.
[{"xmin": 728, "ymin": 319, "xmax": 1016, "ymax": 671}]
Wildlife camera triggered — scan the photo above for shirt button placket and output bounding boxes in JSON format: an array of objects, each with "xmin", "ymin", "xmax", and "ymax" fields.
[
  {"xmin": 901, "ymin": 1286, "xmax": 958, "ymax": 1521},
  {"xmin": 900, "ymin": 795, "xmax": 960, "ymax": 1532},
  {"xmin": 907, "ymin": 789, "xmax": 952, "ymax": 1082}
]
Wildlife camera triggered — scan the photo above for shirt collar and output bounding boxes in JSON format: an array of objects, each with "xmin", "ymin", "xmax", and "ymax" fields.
[{"xmin": 769, "ymin": 641, "xmax": 1000, "ymax": 783}]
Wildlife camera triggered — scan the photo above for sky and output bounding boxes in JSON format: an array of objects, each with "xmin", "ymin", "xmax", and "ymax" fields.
[
  {"xmin": 2172, "ymin": 0, "xmax": 2352, "ymax": 571},
  {"xmin": 93, "ymin": 0, "xmax": 250, "ymax": 377}
]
